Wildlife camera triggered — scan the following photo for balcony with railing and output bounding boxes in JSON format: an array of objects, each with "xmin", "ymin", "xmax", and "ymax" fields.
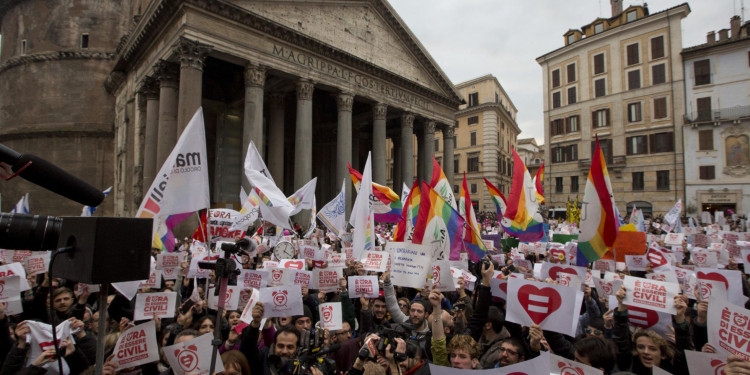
[{"xmin": 684, "ymin": 105, "xmax": 750, "ymax": 124}]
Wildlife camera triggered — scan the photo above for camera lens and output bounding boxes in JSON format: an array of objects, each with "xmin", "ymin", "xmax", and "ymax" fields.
[{"xmin": 0, "ymin": 213, "xmax": 62, "ymax": 251}]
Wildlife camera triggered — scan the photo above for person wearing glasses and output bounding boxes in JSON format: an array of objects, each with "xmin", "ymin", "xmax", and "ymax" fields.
[{"xmin": 493, "ymin": 338, "xmax": 527, "ymax": 368}]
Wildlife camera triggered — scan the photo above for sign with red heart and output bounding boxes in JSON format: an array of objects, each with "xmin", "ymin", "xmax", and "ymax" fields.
[
  {"xmin": 697, "ymin": 268, "xmax": 744, "ymax": 306},
  {"xmin": 540, "ymin": 262, "xmax": 586, "ymax": 281},
  {"xmin": 708, "ymin": 298, "xmax": 750, "ymax": 361},
  {"xmin": 623, "ymin": 276, "xmax": 679, "ymax": 314},
  {"xmin": 684, "ymin": 350, "xmax": 727, "ymax": 375},
  {"xmin": 550, "ymin": 353, "xmax": 604, "ymax": 375},
  {"xmin": 318, "ymin": 302, "xmax": 342, "ymax": 330},
  {"xmin": 506, "ymin": 278, "xmax": 582, "ymax": 336},
  {"xmin": 280, "ymin": 259, "xmax": 306, "ymax": 270}
]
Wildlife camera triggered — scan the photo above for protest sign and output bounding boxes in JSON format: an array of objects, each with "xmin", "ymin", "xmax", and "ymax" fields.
[
  {"xmin": 262, "ymin": 260, "xmax": 279, "ymax": 269},
  {"xmin": 622, "ymin": 276, "xmax": 678, "ymax": 314},
  {"xmin": 743, "ymin": 249, "xmax": 750, "ymax": 274},
  {"xmin": 540, "ymin": 262, "xmax": 587, "ymax": 281},
  {"xmin": 267, "ymin": 268, "xmax": 286, "ymax": 287},
  {"xmin": 625, "ymin": 255, "xmax": 648, "ymax": 272},
  {"xmin": 697, "ymin": 278, "xmax": 728, "ymax": 303},
  {"xmin": 431, "ymin": 261, "xmax": 456, "ymax": 292},
  {"xmin": 684, "ymin": 350, "xmax": 727, "ymax": 375},
  {"xmin": 327, "ymin": 252, "xmax": 346, "ymax": 268},
  {"xmin": 25, "ymin": 252, "xmax": 50, "ymax": 276},
  {"xmin": 207, "ymin": 286, "xmax": 240, "ymax": 311},
  {"xmin": 157, "ymin": 253, "xmax": 183, "ymax": 280},
  {"xmin": 285, "ymin": 269, "xmax": 312, "ymax": 287},
  {"xmin": 506, "ymin": 278, "xmax": 583, "ymax": 336},
  {"xmin": 489, "ymin": 274, "xmax": 508, "ymax": 300},
  {"xmin": 164, "ymin": 333, "xmax": 224, "ymax": 375},
  {"xmin": 609, "ymin": 231, "xmax": 647, "ymax": 262},
  {"xmin": 0, "ymin": 277, "xmax": 22, "ymax": 315},
  {"xmin": 113, "ymin": 280, "xmax": 145, "ymax": 301},
  {"xmin": 696, "ymin": 268, "xmax": 745, "ymax": 307},
  {"xmin": 429, "ymin": 351, "xmax": 551, "ymax": 375},
  {"xmin": 556, "ymin": 272, "xmax": 582, "ymax": 291},
  {"xmin": 607, "ymin": 296, "xmax": 672, "ymax": 335},
  {"xmin": 299, "ymin": 244, "xmax": 318, "ymax": 260},
  {"xmin": 692, "ymin": 248, "xmax": 719, "ymax": 268},
  {"xmin": 0, "ymin": 262, "xmax": 30, "ymax": 291},
  {"xmin": 239, "ymin": 288, "xmax": 260, "ymax": 324},
  {"xmin": 113, "ymin": 320, "xmax": 159, "ymax": 368},
  {"xmin": 708, "ymin": 300, "xmax": 750, "ymax": 360},
  {"xmin": 238, "ymin": 270, "xmax": 268, "ymax": 289},
  {"xmin": 361, "ymin": 251, "xmax": 389, "ymax": 272},
  {"xmin": 593, "ymin": 259, "xmax": 615, "ymax": 273},
  {"xmin": 646, "ymin": 271, "xmax": 679, "ymax": 285},
  {"xmin": 348, "ymin": 276, "xmax": 379, "ymax": 298},
  {"xmin": 646, "ymin": 248, "xmax": 671, "ymax": 269},
  {"xmin": 280, "ymin": 259, "xmax": 307, "ymax": 270},
  {"xmin": 387, "ymin": 242, "xmax": 431, "ymax": 289},
  {"xmin": 187, "ymin": 254, "xmax": 214, "ymax": 279},
  {"xmin": 593, "ymin": 277, "xmax": 622, "ymax": 297},
  {"xmin": 259, "ymin": 285, "xmax": 303, "ymax": 318},
  {"xmin": 139, "ymin": 267, "xmax": 162, "ymax": 290},
  {"xmin": 26, "ymin": 320, "xmax": 71, "ymax": 375},
  {"xmin": 313, "ymin": 268, "xmax": 343, "ymax": 292},
  {"xmin": 134, "ymin": 292, "xmax": 177, "ymax": 320},
  {"xmin": 550, "ymin": 353, "xmax": 603, "ymax": 375},
  {"xmin": 318, "ymin": 302, "xmax": 343, "ymax": 331},
  {"xmin": 664, "ymin": 232, "xmax": 684, "ymax": 245}
]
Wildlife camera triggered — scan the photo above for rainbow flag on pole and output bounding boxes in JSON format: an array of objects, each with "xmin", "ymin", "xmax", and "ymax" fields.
[
  {"xmin": 429, "ymin": 157, "xmax": 458, "ymax": 209},
  {"xmin": 533, "ymin": 162, "xmax": 545, "ymax": 205},
  {"xmin": 459, "ymin": 174, "xmax": 487, "ymax": 261},
  {"xmin": 484, "ymin": 178, "xmax": 508, "ymax": 220},
  {"xmin": 576, "ymin": 137, "xmax": 619, "ymax": 266},
  {"xmin": 412, "ymin": 181, "xmax": 465, "ymax": 260},
  {"xmin": 393, "ymin": 180, "xmax": 420, "ymax": 242},
  {"xmin": 503, "ymin": 149, "xmax": 544, "ymax": 242},
  {"xmin": 348, "ymin": 163, "xmax": 402, "ymax": 223}
]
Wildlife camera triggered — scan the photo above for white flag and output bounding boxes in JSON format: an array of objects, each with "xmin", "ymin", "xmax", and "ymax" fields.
[
  {"xmin": 10, "ymin": 193, "xmax": 29, "ymax": 214},
  {"xmin": 401, "ymin": 183, "xmax": 410, "ymax": 206},
  {"xmin": 317, "ymin": 179, "xmax": 347, "ymax": 238},
  {"xmin": 664, "ymin": 199, "xmax": 682, "ymax": 228},
  {"xmin": 288, "ymin": 177, "xmax": 317, "ymax": 216},
  {"xmin": 244, "ymin": 141, "xmax": 274, "ymax": 184},
  {"xmin": 304, "ymin": 196, "xmax": 317, "ymax": 239},
  {"xmin": 247, "ymin": 169, "xmax": 294, "ymax": 230},
  {"xmin": 81, "ymin": 187, "xmax": 111, "ymax": 216},
  {"xmin": 350, "ymin": 152, "xmax": 375, "ymax": 259},
  {"xmin": 136, "ymin": 108, "xmax": 210, "ymax": 220}
]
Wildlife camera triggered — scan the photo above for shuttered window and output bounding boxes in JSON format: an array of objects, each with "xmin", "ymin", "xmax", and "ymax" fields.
[
  {"xmin": 594, "ymin": 53, "xmax": 605, "ymax": 74},
  {"xmin": 627, "ymin": 44, "xmax": 640, "ymax": 65},
  {"xmin": 649, "ymin": 132, "xmax": 674, "ymax": 153},
  {"xmin": 698, "ymin": 129, "xmax": 714, "ymax": 150},
  {"xmin": 697, "ymin": 97, "xmax": 712, "ymax": 121},
  {"xmin": 651, "ymin": 36, "xmax": 665, "ymax": 59},
  {"xmin": 654, "ymin": 97, "xmax": 667, "ymax": 119},
  {"xmin": 628, "ymin": 70, "xmax": 641, "ymax": 90},
  {"xmin": 652, "ymin": 64, "xmax": 666, "ymax": 85},
  {"xmin": 567, "ymin": 63, "xmax": 576, "ymax": 83},
  {"xmin": 694, "ymin": 60, "xmax": 711, "ymax": 85},
  {"xmin": 699, "ymin": 166, "xmax": 715, "ymax": 180},
  {"xmin": 552, "ymin": 69, "xmax": 561, "ymax": 88}
]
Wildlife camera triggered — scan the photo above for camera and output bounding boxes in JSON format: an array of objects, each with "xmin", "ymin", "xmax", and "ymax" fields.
[
  {"xmin": 358, "ymin": 325, "xmax": 419, "ymax": 362},
  {"xmin": 282, "ymin": 344, "xmax": 339, "ymax": 375},
  {"xmin": 474, "ymin": 258, "xmax": 499, "ymax": 277}
]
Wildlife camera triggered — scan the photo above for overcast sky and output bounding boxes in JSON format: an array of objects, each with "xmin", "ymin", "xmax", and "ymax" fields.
[{"xmin": 389, "ymin": 0, "xmax": 745, "ymax": 144}]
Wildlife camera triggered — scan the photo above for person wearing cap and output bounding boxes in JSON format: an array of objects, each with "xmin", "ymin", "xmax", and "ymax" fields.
[{"xmin": 291, "ymin": 305, "xmax": 313, "ymax": 332}]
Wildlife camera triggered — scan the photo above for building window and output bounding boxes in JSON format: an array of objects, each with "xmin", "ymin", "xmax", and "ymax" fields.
[
  {"xmin": 501, "ymin": 122, "xmax": 505, "ymax": 130},
  {"xmin": 552, "ymin": 91, "xmax": 561, "ymax": 108},
  {"xmin": 81, "ymin": 33, "xmax": 89, "ymax": 49},
  {"xmin": 495, "ymin": 93, "xmax": 499, "ymax": 103},
  {"xmin": 626, "ymin": 43, "xmax": 640, "ymax": 65},
  {"xmin": 467, "ymin": 153, "xmax": 479, "ymax": 172},
  {"xmin": 594, "ymin": 78, "xmax": 606, "ymax": 97},
  {"xmin": 567, "ymin": 86, "xmax": 577, "ymax": 105},
  {"xmin": 651, "ymin": 36, "xmax": 664, "ymax": 59},
  {"xmin": 468, "ymin": 92, "xmax": 479, "ymax": 106},
  {"xmin": 567, "ymin": 63, "xmax": 576, "ymax": 83},
  {"xmin": 627, "ymin": 102, "xmax": 642, "ymax": 123},
  {"xmin": 592, "ymin": 108, "xmax": 610, "ymax": 128},
  {"xmin": 454, "ymin": 158, "xmax": 459, "ymax": 174},
  {"xmin": 552, "ymin": 69, "xmax": 561, "ymax": 88},
  {"xmin": 694, "ymin": 59, "xmax": 711, "ymax": 86},
  {"xmin": 566, "ymin": 115, "xmax": 580, "ymax": 133},
  {"xmin": 652, "ymin": 64, "xmax": 666, "ymax": 85},
  {"xmin": 632, "ymin": 172, "xmax": 644, "ymax": 191},
  {"xmin": 468, "ymin": 116, "xmax": 479, "ymax": 125},
  {"xmin": 591, "ymin": 139, "xmax": 613, "ymax": 164},
  {"xmin": 626, "ymin": 135, "xmax": 648, "ymax": 155},
  {"xmin": 649, "ymin": 132, "xmax": 674, "ymax": 153},
  {"xmin": 697, "ymin": 97, "xmax": 712, "ymax": 121},
  {"xmin": 551, "ymin": 144, "xmax": 577, "ymax": 163},
  {"xmin": 550, "ymin": 118, "xmax": 565, "ymax": 136},
  {"xmin": 470, "ymin": 132, "xmax": 477, "ymax": 146},
  {"xmin": 653, "ymin": 97, "xmax": 668, "ymax": 119},
  {"xmin": 699, "ymin": 166, "xmax": 715, "ymax": 180},
  {"xmin": 594, "ymin": 23, "xmax": 604, "ymax": 34},
  {"xmin": 656, "ymin": 170, "xmax": 670, "ymax": 190},
  {"xmin": 626, "ymin": 10, "xmax": 638, "ymax": 22},
  {"xmin": 567, "ymin": 34, "xmax": 575, "ymax": 45},
  {"xmin": 497, "ymin": 157, "xmax": 502, "ymax": 173},
  {"xmin": 434, "ymin": 139, "xmax": 439, "ymax": 151},
  {"xmin": 571, "ymin": 176, "xmax": 579, "ymax": 193},
  {"xmin": 628, "ymin": 69, "xmax": 641, "ymax": 90},
  {"xmin": 21, "ymin": 40, "xmax": 27, "ymax": 55},
  {"xmin": 454, "ymin": 185, "xmax": 459, "ymax": 194},
  {"xmin": 698, "ymin": 130, "xmax": 714, "ymax": 150},
  {"xmin": 593, "ymin": 53, "xmax": 605, "ymax": 74},
  {"xmin": 555, "ymin": 177, "xmax": 564, "ymax": 193},
  {"xmin": 470, "ymin": 183, "xmax": 478, "ymax": 194}
]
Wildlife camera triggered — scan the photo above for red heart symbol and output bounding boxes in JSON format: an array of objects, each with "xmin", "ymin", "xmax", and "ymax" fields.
[
  {"xmin": 697, "ymin": 271, "xmax": 729, "ymax": 290},
  {"xmin": 548, "ymin": 266, "xmax": 577, "ymax": 280},
  {"xmin": 550, "ymin": 249, "xmax": 566, "ymax": 259},
  {"xmin": 627, "ymin": 306, "xmax": 659, "ymax": 328},
  {"xmin": 500, "ymin": 281, "xmax": 508, "ymax": 294},
  {"xmin": 285, "ymin": 260, "xmax": 304, "ymax": 269},
  {"xmin": 311, "ymin": 260, "xmax": 325, "ymax": 268},
  {"xmin": 710, "ymin": 359, "xmax": 726, "ymax": 375},
  {"xmin": 647, "ymin": 250, "xmax": 668, "ymax": 267},
  {"xmin": 517, "ymin": 285, "xmax": 562, "ymax": 324}
]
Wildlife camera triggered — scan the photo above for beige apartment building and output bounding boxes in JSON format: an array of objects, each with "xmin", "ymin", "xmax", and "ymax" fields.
[{"xmin": 536, "ymin": 1, "xmax": 689, "ymax": 217}]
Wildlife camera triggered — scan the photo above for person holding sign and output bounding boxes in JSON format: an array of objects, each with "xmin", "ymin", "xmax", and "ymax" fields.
[
  {"xmin": 613, "ymin": 286, "xmax": 690, "ymax": 373},
  {"xmin": 427, "ymin": 289, "xmax": 480, "ymax": 369}
]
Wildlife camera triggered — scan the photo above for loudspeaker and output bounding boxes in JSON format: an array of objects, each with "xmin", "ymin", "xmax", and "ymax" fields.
[{"xmin": 51, "ymin": 217, "xmax": 153, "ymax": 284}]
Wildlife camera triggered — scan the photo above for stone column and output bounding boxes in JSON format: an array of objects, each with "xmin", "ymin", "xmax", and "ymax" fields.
[
  {"xmin": 423, "ymin": 120, "xmax": 436, "ymax": 181},
  {"xmin": 372, "ymin": 103, "xmax": 387, "ymax": 185},
  {"xmin": 392, "ymin": 135, "xmax": 402, "ymax": 190},
  {"xmin": 416, "ymin": 131, "xmax": 424, "ymax": 183},
  {"xmin": 243, "ymin": 63, "xmax": 267, "ymax": 192},
  {"xmin": 443, "ymin": 125, "xmax": 456, "ymax": 187},
  {"xmin": 154, "ymin": 60, "xmax": 179, "ymax": 167},
  {"xmin": 294, "ymin": 79, "xmax": 314, "ymax": 190},
  {"xmin": 336, "ymin": 92, "xmax": 354, "ymax": 215},
  {"xmin": 400, "ymin": 112, "xmax": 415, "ymax": 187},
  {"xmin": 139, "ymin": 76, "xmax": 160, "ymax": 191},
  {"xmin": 267, "ymin": 93, "xmax": 285, "ymax": 189},
  {"xmin": 175, "ymin": 37, "xmax": 211, "ymax": 135}
]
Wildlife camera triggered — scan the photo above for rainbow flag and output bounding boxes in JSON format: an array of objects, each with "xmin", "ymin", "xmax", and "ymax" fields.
[
  {"xmin": 348, "ymin": 163, "xmax": 402, "ymax": 223},
  {"xmin": 533, "ymin": 162, "xmax": 545, "ymax": 204},
  {"xmin": 484, "ymin": 178, "xmax": 508, "ymax": 220},
  {"xmin": 459, "ymin": 174, "xmax": 487, "ymax": 261},
  {"xmin": 577, "ymin": 137, "xmax": 619, "ymax": 266},
  {"xmin": 393, "ymin": 180, "xmax": 420, "ymax": 242},
  {"xmin": 503, "ymin": 149, "xmax": 544, "ymax": 242},
  {"xmin": 413, "ymin": 182, "xmax": 465, "ymax": 260},
  {"xmin": 429, "ymin": 157, "xmax": 457, "ymax": 209}
]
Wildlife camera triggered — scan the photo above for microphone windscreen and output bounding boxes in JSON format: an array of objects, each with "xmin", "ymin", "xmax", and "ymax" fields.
[{"xmin": 14, "ymin": 154, "xmax": 105, "ymax": 207}]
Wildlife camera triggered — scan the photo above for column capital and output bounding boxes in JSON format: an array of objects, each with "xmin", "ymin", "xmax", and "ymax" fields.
[
  {"xmin": 174, "ymin": 37, "xmax": 212, "ymax": 72},
  {"xmin": 152, "ymin": 60, "xmax": 179, "ymax": 86},
  {"xmin": 424, "ymin": 120, "xmax": 437, "ymax": 134},
  {"xmin": 296, "ymin": 79, "xmax": 314, "ymax": 101},
  {"xmin": 268, "ymin": 92, "xmax": 285, "ymax": 108},
  {"xmin": 245, "ymin": 63, "xmax": 267, "ymax": 88},
  {"xmin": 401, "ymin": 112, "xmax": 415, "ymax": 130},
  {"xmin": 373, "ymin": 103, "xmax": 387, "ymax": 120},
  {"xmin": 336, "ymin": 92, "xmax": 354, "ymax": 112},
  {"xmin": 443, "ymin": 125, "xmax": 455, "ymax": 137},
  {"xmin": 137, "ymin": 75, "xmax": 159, "ymax": 99}
]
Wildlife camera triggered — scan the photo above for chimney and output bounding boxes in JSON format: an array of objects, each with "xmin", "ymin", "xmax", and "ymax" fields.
[
  {"xmin": 611, "ymin": 0, "xmax": 623, "ymax": 17},
  {"xmin": 707, "ymin": 31, "xmax": 716, "ymax": 43},
  {"xmin": 718, "ymin": 28, "xmax": 729, "ymax": 41},
  {"xmin": 731, "ymin": 15, "xmax": 741, "ymax": 39}
]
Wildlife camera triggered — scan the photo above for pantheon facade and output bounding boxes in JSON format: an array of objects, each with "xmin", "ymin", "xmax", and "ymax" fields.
[{"xmin": 0, "ymin": 0, "xmax": 461, "ymax": 217}]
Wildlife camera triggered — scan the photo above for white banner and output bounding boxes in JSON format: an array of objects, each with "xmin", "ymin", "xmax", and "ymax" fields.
[
  {"xmin": 164, "ymin": 333, "xmax": 224, "ymax": 375},
  {"xmin": 622, "ymin": 276, "xmax": 679, "ymax": 314},
  {"xmin": 506, "ymin": 278, "xmax": 583, "ymax": 336},
  {"xmin": 386, "ymin": 242, "xmax": 431, "ymax": 289},
  {"xmin": 259, "ymin": 285, "xmax": 303, "ymax": 318},
  {"xmin": 113, "ymin": 320, "xmax": 159, "ymax": 368},
  {"xmin": 134, "ymin": 292, "xmax": 177, "ymax": 320}
]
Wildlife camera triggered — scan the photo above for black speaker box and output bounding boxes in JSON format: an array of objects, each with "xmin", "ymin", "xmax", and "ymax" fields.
[{"xmin": 51, "ymin": 217, "xmax": 152, "ymax": 284}]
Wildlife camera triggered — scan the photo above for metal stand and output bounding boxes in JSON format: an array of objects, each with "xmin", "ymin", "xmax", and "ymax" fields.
[{"xmin": 199, "ymin": 248, "xmax": 240, "ymax": 374}]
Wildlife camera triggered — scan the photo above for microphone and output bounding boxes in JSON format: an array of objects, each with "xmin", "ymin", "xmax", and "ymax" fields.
[{"xmin": 0, "ymin": 144, "xmax": 105, "ymax": 207}]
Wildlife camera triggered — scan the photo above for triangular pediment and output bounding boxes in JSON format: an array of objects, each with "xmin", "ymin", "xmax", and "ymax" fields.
[{"xmin": 229, "ymin": 0, "xmax": 457, "ymax": 100}]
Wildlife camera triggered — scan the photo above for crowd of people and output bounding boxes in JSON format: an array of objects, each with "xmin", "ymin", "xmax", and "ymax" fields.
[{"xmin": 0, "ymin": 213, "xmax": 749, "ymax": 375}]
